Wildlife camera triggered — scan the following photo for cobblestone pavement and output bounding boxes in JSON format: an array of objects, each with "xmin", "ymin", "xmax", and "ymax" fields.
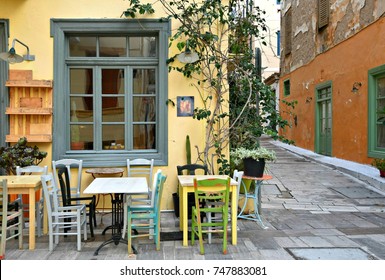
[{"xmin": 4, "ymin": 137, "xmax": 385, "ymax": 260}]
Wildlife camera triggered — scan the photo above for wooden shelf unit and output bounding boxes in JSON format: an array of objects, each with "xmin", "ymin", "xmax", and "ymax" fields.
[{"xmin": 5, "ymin": 79, "xmax": 53, "ymax": 143}]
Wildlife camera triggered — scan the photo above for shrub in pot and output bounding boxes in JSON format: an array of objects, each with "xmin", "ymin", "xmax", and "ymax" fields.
[
  {"xmin": 371, "ymin": 158, "xmax": 385, "ymax": 178},
  {"xmin": 230, "ymin": 146, "xmax": 276, "ymax": 178}
]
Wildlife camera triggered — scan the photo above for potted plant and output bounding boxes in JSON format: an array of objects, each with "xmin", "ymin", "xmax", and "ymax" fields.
[
  {"xmin": 371, "ymin": 158, "xmax": 385, "ymax": 178},
  {"xmin": 0, "ymin": 137, "xmax": 48, "ymax": 175},
  {"xmin": 230, "ymin": 146, "xmax": 276, "ymax": 178}
]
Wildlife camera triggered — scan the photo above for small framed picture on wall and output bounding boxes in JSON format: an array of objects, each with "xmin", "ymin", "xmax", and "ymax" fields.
[{"xmin": 177, "ymin": 96, "xmax": 194, "ymax": 117}]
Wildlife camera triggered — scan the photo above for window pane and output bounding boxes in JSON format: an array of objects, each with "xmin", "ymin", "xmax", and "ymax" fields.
[
  {"xmin": 102, "ymin": 97, "xmax": 124, "ymax": 122},
  {"xmin": 378, "ymin": 77, "xmax": 385, "ymax": 98},
  {"xmin": 69, "ymin": 36, "xmax": 96, "ymax": 57},
  {"xmin": 102, "ymin": 125, "xmax": 125, "ymax": 150},
  {"xmin": 100, "ymin": 37, "xmax": 127, "ymax": 57},
  {"xmin": 70, "ymin": 69, "xmax": 93, "ymax": 94},
  {"xmin": 133, "ymin": 124, "xmax": 156, "ymax": 149},
  {"xmin": 71, "ymin": 97, "xmax": 93, "ymax": 122},
  {"xmin": 377, "ymin": 124, "xmax": 385, "ymax": 148},
  {"xmin": 129, "ymin": 37, "xmax": 156, "ymax": 57},
  {"xmin": 133, "ymin": 97, "xmax": 156, "ymax": 122},
  {"xmin": 102, "ymin": 69, "xmax": 125, "ymax": 95},
  {"xmin": 70, "ymin": 124, "xmax": 93, "ymax": 150},
  {"xmin": 133, "ymin": 69, "xmax": 156, "ymax": 94}
]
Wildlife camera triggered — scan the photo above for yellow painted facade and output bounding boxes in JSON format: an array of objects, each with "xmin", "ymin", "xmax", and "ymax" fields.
[{"xmin": 0, "ymin": 0, "xmax": 224, "ymax": 210}]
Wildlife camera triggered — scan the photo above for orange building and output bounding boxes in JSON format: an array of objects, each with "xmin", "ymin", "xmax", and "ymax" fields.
[{"xmin": 279, "ymin": 0, "xmax": 385, "ymax": 165}]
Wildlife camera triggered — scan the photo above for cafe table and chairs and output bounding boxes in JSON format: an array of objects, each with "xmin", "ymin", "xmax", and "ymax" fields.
[
  {"xmin": 177, "ymin": 174, "xmax": 239, "ymax": 247},
  {"xmin": 0, "ymin": 174, "xmax": 42, "ymax": 250},
  {"xmin": 83, "ymin": 176, "xmax": 148, "ymax": 256}
]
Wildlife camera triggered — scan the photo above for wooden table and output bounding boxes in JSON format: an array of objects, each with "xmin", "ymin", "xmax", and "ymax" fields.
[
  {"xmin": 238, "ymin": 174, "xmax": 273, "ymax": 229},
  {"xmin": 1, "ymin": 175, "xmax": 42, "ymax": 250},
  {"xmin": 177, "ymin": 175, "xmax": 238, "ymax": 247},
  {"xmin": 84, "ymin": 177, "xmax": 148, "ymax": 255}
]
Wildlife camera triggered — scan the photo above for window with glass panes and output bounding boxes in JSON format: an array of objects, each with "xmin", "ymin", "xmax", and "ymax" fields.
[
  {"xmin": 368, "ymin": 65, "xmax": 385, "ymax": 158},
  {"xmin": 51, "ymin": 19, "xmax": 170, "ymax": 166}
]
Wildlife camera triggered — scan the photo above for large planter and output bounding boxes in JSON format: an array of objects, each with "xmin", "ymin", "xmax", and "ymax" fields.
[{"xmin": 243, "ymin": 157, "xmax": 265, "ymax": 178}]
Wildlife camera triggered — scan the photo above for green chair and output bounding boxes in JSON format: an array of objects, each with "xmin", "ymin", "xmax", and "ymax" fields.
[
  {"xmin": 191, "ymin": 177, "xmax": 230, "ymax": 255},
  {"xmin": 127, "ymin": 169, "xmax": 167, "ymax": 254}
]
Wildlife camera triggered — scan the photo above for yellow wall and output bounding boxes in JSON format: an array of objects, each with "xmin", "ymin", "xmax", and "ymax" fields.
[{"xmin": 0, "ymin": 0, "xmax": 213, "ymax": 210}]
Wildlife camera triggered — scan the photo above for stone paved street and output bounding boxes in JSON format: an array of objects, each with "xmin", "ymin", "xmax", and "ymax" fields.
[{"xmin": 4, "ymin": 137, "xmax": 385, "ymax": 260}]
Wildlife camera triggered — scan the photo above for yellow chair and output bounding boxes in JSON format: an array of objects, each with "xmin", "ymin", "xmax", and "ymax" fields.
[
  {"xmin": 191, "ymin": 177, "xmax": 230, "ymax": 255},
  {"xmin": 0, "ymin": 179, "xmax": 23, "ymax": 259}
]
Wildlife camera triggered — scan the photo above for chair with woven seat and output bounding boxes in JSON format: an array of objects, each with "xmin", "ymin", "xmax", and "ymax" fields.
[
  {"xmin": 56, "ymin": 165, "xmax": 96, "ymax": 238},
  {"xmin": 16, "ymin": 165, "xmax": 48, "ymax": 237},
  {"xmin": 206, "ymin": 169, "xmax": 244, "ymax": 244},
  {"xmin": 191, "ymin": 177, "xmax": 230, "ymax": 255},
  {"xmin": 127, "ymin": 169, "xmax": 167, "ymax": 254},
  {"xmin": 41, "ymin": 174, "xmax": 87, "ymax": 251},
  {"xmin": 122, "ymin": 158, "xmax": 154, "ymax": 238},
  {"xmin": 1, "ymin": 179, "xmax": 24, "ymax": 259}
]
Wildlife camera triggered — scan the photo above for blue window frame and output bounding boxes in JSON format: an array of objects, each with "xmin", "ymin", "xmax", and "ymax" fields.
[{"xmin": 50, "ymin": 19, "xmax": 170, "ymax": 166}]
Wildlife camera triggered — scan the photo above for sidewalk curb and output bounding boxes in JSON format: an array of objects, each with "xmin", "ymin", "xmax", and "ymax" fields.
[{"xmin": 271, "ymin": 140, "xmax": 385, "ymax": 194}]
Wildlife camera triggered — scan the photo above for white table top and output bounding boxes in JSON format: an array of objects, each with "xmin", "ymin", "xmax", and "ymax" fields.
[{"xmin": 84, "ymin": 177, "xmax": 149, "ymax": 194}]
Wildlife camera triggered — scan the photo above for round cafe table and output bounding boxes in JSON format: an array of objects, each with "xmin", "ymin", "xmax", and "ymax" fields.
[
  {"xmin": 85, "ymin": 168, "xmax": 125, "ymax": 224},
  {"xmin": 238, "ymin": 174, "xmax": 273, "ymax": 229}
]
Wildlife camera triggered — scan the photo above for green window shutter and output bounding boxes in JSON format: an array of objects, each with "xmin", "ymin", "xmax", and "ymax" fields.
[{"xmin": 318, "ymin": 0, "xmax": 330, "ymax": 29}]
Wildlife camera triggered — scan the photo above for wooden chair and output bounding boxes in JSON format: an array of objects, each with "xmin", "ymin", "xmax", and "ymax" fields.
[
  {"xmin": 41, "ymin": 174, "xmax": 87, "ymax": 251},
  {"xmin": 177, "ymin": 164, "xmax": 208, "ymax": 176},
  {"xmin": 0, "ymin": 179, "xmax": 23, "ymax": 259},
  {"xmin": 122, "ymin": 158, "xmax": 154, "ymax": 238},
  {"xmin": 206, "ymin": 170, "xmax": 244, "ymax": 244},
  {"xmin": 127, "ymin": 169, "xmax": 166, "ymax": 254},
  {"xmin": 191, "ymin": 177, "xmax": 230, "ymax": 255},
  {"xmin": 56, "ymin": 165, "xmax": 96, "ymax": 238},
  {"xmin": 176, "ymin": 164, "xmax": 208, "ymax": 219},
  {"xmin": 52, "ymin": 159, "xmax": 83, "ymax": 203},
  {"xmin": 16, "ymin": 165, "xmax": 48, "ymax": 237}
]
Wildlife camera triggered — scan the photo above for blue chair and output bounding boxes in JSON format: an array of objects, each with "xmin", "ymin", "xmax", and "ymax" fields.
[{"xmin": 126, "ymin": 169, "xmax": 167, "ymax": 254}]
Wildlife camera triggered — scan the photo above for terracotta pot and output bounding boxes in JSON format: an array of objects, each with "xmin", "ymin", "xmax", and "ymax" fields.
[{"xmin": 71, "ymin": 142, "xmax": 84, "ymax": 150}]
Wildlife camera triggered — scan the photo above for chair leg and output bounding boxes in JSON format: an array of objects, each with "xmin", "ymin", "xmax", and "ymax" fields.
[{"xmin": 127, "ymin": 212, "xmax": 133, "ymax": 254}]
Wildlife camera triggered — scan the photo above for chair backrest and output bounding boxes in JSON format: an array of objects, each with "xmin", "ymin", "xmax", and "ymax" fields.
[
  {"xmin": 52, "ymin": 159, "xmax": 83, "ymax": 197},
  {"xmin": 16, "ymin": 165, "xmax": 48, "ymax": 176},
  {"xmin": 152, "ymin": 170, "xmax": 167, "ymax": 214},
  {"xmin": 177, "ymin": 164, "xmax": 209, "ymax": 175},
  {"xmin": 0, "ymin": 178, "xmax": 8, "ymax": 227},
  {"xmin": 193, "ymin": 177, "xmax": 231, "ymax": 216},
  {"xmin": 56, "ymin": 165, "xmax": 72, "ymax": 207},
  {"xmin": 232, "ymin": 169, "xmax": 244, "ymax": 200},
  {"xmin": 41, "ymin": 174, "xmax": 61, "ymax": 216},
  {"xmin": 127, "ymin": 158, "xmax": 154, "ymax": 189},
  {"xmin": 0, "ymin": 179, "xmax": 8, "ymax": 256}
]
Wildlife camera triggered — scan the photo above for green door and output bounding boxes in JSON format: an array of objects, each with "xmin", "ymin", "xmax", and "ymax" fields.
[{"xmin": 316, "ymin": 83, "xmax": 332, "ymax": 156}]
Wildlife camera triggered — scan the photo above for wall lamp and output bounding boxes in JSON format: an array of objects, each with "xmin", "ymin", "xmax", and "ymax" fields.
[
  {"xmin": 177, "ymin": 41, "xmax": 199, "ymax": 64},
  {"xmin": 351, "ymin": 82, "xmax": 362, "ymax": 93},
  {"xmin": 0, "ymin": 38, "xmax": 35, "ymax": 64}
]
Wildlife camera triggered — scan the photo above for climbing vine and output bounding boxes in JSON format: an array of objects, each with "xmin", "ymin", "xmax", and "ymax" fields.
[{"xmin": 123, "ymin": 0, "xmax": 294, "ymax": 174}]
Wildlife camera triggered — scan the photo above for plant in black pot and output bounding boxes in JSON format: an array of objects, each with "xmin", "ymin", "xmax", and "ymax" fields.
[{"xmin": 230, "ymin": 146, "xmax": 276, "ymax": 178}]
